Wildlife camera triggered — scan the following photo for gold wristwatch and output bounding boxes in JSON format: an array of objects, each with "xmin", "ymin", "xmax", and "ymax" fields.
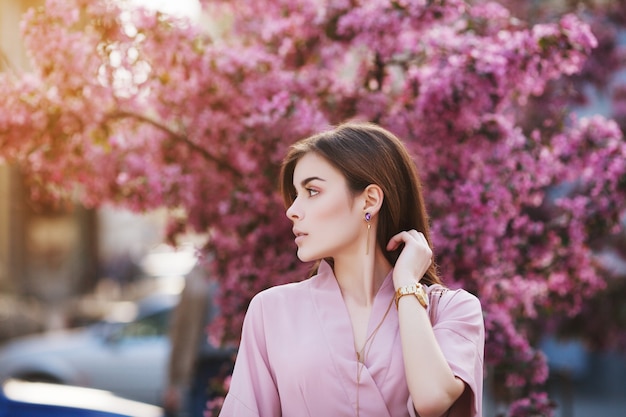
[{"xmin": 395, "ymin": 282, "xmax": 429, "ymax": 309}]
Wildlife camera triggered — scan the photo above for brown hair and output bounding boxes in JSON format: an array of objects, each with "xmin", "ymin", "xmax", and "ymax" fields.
[{"xmin": 280, "ymin": 121, "xmax": 441, "ymax": 286}]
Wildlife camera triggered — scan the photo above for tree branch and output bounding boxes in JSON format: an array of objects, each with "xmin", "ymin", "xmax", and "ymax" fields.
[{"xmin": 109, "ymin": 110, "xmax": 241, "ymax": 178}]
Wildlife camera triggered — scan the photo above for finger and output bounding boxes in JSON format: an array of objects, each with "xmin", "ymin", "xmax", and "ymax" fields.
[
  {"xmin": 386, "ymin": 231, "xmax": 411, "ymax": 251},
  {"xmin": 407, "ymin": 230, "xmax": 433, "ymax": 261},
  {"xmin": 408, "ymin": 229, "xmax": 427, "ymax": 244},
  {"xmin": 407, "ymin": 229, "xmax": 421, "ymax": 241}
]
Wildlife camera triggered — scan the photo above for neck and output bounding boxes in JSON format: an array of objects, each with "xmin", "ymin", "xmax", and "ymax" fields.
[{"xmin": 332, "ymin": 248, "xmax": 392, "ymax": 307}]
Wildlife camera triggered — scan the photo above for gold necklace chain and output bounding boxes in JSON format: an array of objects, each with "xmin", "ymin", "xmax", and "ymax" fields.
[{"xmin": 355, "ymin": 296, "xmax": 395, "ymax": 417}]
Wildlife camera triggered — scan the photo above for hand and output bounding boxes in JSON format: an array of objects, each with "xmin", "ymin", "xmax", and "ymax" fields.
[{"xmin": 386, "ymin": 230, "xmax": 432, "ymax": 289}]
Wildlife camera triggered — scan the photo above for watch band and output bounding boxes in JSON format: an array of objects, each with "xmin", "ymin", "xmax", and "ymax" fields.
[{"xmin": 395, "ymin": 282, "xmax": 429, "ymax": 309}]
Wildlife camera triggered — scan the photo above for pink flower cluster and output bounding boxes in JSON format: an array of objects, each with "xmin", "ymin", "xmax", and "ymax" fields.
[{"xmin": 508, "ymin": 392, "xmax": 556, "ymax": 417}]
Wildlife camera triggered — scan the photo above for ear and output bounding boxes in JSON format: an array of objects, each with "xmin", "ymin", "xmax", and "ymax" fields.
[{"xmin": 362, "ymin": 184, "xmax": 384, "ymax": 216}]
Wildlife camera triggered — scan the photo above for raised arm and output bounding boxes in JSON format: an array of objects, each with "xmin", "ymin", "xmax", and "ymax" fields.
[{"xmin": 388, "ymin": 230, "xmax": 484, "ymax": 417}]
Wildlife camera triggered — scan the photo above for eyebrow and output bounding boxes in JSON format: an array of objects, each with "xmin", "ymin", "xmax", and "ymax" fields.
[{"xmin": 297, "ymin": 176, "xmax": 326, "ymax": 188}]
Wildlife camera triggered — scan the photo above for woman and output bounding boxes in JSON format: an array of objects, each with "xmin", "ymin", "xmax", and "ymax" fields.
[{"xmin": 220, "ymin": 122, "xmax": 484, "ymax": 417}]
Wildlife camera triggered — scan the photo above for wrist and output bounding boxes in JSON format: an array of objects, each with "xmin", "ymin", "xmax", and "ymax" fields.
[
  {"xmin": 393, "ymin": 275, "xmax": 421, "ymax": 290},
  {"xmin": 395, "ymin": 282, "xmax": 429, "ymax": 309}
]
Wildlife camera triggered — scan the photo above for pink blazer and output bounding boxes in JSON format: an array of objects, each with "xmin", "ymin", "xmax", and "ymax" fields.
[{"xmin": 220, "ymin": 261, "xmax": 484, "ymax": 416}]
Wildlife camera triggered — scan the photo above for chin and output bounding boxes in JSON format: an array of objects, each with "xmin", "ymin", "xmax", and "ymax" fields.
[
  {"xmin": 297, "ymin": 252, "xmax": 315, "ymax": 263},
  {"xmin": 296, "ymin": 248, "xmax": 321, "ymax": 263}
]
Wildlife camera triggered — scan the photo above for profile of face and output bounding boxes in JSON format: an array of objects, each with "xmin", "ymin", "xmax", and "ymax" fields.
[{"xmin": 286, "ymin": 152, "xmax": 365, "ymax": 262}]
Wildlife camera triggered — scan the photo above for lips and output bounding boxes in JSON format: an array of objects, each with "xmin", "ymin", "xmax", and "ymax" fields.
[{"xmin": 293, "ymin": 229, "xmax": 307, "ymax": 244}]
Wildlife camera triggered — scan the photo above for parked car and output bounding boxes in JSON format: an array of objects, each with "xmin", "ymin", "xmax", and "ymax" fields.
[
  {"xmin": 0, "ymin": 378, "xmax": 164, "ymax": 417},
  {"xmin": 0, "ymin": 292, "xmax": 179, "ymax": 406}
]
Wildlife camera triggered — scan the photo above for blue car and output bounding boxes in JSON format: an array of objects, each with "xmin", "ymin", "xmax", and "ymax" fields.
[{"xmin": 0, "ymin": 379, "xmax": 164, "ymax": 417}]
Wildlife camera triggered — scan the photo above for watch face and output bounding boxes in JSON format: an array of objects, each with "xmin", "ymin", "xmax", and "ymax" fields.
[{"xmin": 395, "ymin": 284, "xmax": 428, "ymax": 309}]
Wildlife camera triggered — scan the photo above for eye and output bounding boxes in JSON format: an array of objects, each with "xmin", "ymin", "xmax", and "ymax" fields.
[{"xmin": 307, "ymin": 188, "xmax": 319, "ymax": 197}]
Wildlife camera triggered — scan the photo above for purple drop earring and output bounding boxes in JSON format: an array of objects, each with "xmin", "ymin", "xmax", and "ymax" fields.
[{"xmin": 365, "ymin": 212, "xmax": 371, "ymax": 255}]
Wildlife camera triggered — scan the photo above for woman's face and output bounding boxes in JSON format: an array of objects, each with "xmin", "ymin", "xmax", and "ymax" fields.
[{"xmin": 286, "ymin": 152, "xmax": 364, "ymax": 262}]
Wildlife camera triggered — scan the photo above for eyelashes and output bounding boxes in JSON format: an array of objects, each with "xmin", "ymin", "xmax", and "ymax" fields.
[{"xmin": 293, "ymin": 188, "xmax": 320, "ymax": 199}]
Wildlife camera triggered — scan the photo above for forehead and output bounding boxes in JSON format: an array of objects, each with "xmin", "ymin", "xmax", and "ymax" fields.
[{"xmin": 293, "ymin": 152, "xmax": 344, "ymax": 183}]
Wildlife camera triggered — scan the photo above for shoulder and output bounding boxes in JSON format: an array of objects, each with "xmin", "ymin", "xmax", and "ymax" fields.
[
  {"xmin": 427, "ymin": 285, "xmax": 485, "ymax": 360},
  {"xmin": 427, "ymin": 285, "xmax": 483, "ymax": 325},
  {"xmin": 241, "ymin": 279, "xmax": 316, "ymax": 340},
  {"xmin": 428, "ymin": 284, "xmax": 480, "ymax": 307},
  {"xmin": 248, "ymin": 279, "xmax": 313, "ymax": 311}
]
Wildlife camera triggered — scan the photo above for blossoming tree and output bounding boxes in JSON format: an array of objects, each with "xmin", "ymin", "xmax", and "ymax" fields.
[{"xmin": 1, "ymin": 0, "xmax": 625, "ymax": 414}]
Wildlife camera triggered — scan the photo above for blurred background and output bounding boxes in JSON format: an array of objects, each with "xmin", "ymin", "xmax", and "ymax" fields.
[
  {"xmin": 0, "ymin": 1, "xmax": 209, "ymax": 415},
  {"xmin": 0, "ymin": 0, "xmax": 202, "ymax": 340}
]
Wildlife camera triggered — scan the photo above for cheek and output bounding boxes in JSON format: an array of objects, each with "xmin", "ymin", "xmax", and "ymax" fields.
[
  {"xmin": 315, "ymin": 204, "xmax": 363, "ymax": 244},
  {"xmin": 315, "ymin": 197, "xmax": 354, "ymax": 224}
]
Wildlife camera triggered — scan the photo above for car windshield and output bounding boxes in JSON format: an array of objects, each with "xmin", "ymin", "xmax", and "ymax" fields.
[
  {"xmin": 90, "ymin": 295, "xmax": 177, "ymax": 341},
  {"xmin": 115, "ymin": 309, "xmax": 170, "ymax": 339}
]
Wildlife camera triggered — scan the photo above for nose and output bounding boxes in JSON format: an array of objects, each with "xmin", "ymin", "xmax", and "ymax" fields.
[{"xmin": 286, "ymin": 199, "xmax": 301, "ymax": 221}]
